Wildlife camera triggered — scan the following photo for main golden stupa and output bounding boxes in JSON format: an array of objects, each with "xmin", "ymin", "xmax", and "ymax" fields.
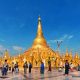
[
  {"xmin": 0, "ymin": 16, "xmax": 80, "ymax": 68},
  {"xmin": 24, "ymin": 16, "xmax": 57, "ymax": 67}
]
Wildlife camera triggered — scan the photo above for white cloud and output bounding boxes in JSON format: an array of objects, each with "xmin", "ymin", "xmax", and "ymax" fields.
[
  {"xmin": 0, "ymin": 45, "xmax": 5, "ymax": 51},
  {"xmin": 0, "ymin": 45, "xmax": 6, "ymax": 55},
  {"xmin": 13, "ymin": 46, "xmax": 23, "ymax": 51},
  {"xmin": 47, "ymin": 39, "xmax": 63, "ymax": 45},
  {"xmin": 48, "ymin": 34, "xmax": 74, "ymax": 44},
  {"xmin": 0, "ymin": 39, "xmax": 5, "ymax": 42},
  {"xmin": 48, "ymin": 40, "xmax": 56, "ymax": 43},
  {"xmin": 60, "ymin": 34, "xmax": 74, "ymax": 41},
  {"xmin": 48, "ymin": 34, "xmax": 67, "ymax": 44},
  {"xmin": 68, "ymin": 35, "xmax": 74, "ymax": 39},
  {"xmin": 60, "ymin": 34, "xmax": 68, "ymax": 41}
]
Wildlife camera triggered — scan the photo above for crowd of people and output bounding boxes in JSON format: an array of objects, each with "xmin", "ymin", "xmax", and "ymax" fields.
[
  {"xmin": 0, "ymin": 59, "xmax": 80, "ymax": 76},
  {"xmin": 1, "ymin": 60, "xmax": 19, "ymax": 76},
  {"xmin": 1, "ymin": 60, "xmax": 32, "ymax": 76}
]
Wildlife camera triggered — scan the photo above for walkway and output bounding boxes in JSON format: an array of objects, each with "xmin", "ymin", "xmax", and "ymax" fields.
[{"xmin": 0, "ymin": 69, "xmax": 80, "ymax": 80}]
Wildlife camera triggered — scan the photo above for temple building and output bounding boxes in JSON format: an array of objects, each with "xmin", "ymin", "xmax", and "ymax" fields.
[{"xmin": 24, "ymin": 16, "xmax": 57, "ymax": 67}]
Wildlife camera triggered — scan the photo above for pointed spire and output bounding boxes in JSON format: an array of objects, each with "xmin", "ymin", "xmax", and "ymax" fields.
[
  {"xmin": 69, "ymin": 49, "xmax": 72, "ymax": 58},
  {"xmin": 65, "ymin": 48, "xmax": 69, "ymax": 56},
  {"xmin": 37, "ymin": 16, "xmax": 43, "ymax": 37},
  {"xmin": 75, "ymin": 52, "xmax": 79, "ymax": 59},
  {"xmin": 66, "ymin": 48, "xmax": 68, "ymax": 52},
  {"xmin": 4, "ymin": 50, "xmax": 9, "ymax": 58},
  {"xmin": 32, "ymin": 16, "xmax": 48, "ymax": 48}
]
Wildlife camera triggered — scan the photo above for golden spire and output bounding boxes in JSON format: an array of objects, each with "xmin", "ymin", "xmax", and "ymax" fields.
[
  {"xmin": 65, "ymin": 49, "xmax": 69, "ymax": 57},
  {"xmin": 32, "ymin": 16, "xmax": 48, "ymax": 48},
  {"xmin": 69, "ymin": 50, "xmax": 72, "ymax": 58},
  {"xmin": 4, "ymin": 50, "xmax": 9, "ymax": 58},
  {"xmin": 37, "ymin": 16, "xmax": 43, "ymax": 37},
  {"xmin": 74, "ymin": 52, "xmax": 79, "ymax": 59},
  {"xmin": 69, "ymin": 50, "xmax": 73, "ymax": 62}
]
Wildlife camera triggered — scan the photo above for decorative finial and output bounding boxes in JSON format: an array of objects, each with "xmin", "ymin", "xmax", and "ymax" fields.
[
  {"xmin": 66, "ymin": 48, "xmax": 68, "ymax": 52},
  {"xmin": 65, "ymin": 48, "xmax": 69, "ymax": 56},
  {"xmin": 5, "ymin": 49, "xmax": 8, "ymax": 52},
  {"xmin": 38, "ymin": 16, "xmax": 41, "ymax": 21}
]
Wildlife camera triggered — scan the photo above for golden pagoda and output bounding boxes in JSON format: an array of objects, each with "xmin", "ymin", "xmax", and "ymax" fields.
[
  {"xmin": 3, "ymin": 50, "xmax": 12, "ymax": 66},
  {"xmin": 69, "ymin": 50, "xmax": 73, "ymax": 62},
  {"xmin": 65, "ymin": 49, "xmax": 69, "ymax": 60},
  {"xmin": 64, "ymin": 49, "xmax": 73, "ymax": 63},
  {"xmin": 24, "ymin": 16, "xmax": 56, "ymax": 67},
  {"xmin": 73, "ymin": 53, "xmax": 79, "ymax": 67},
  {"xmin": 3, "ymin": 50, "xmax": 10, "ymax": 61}
]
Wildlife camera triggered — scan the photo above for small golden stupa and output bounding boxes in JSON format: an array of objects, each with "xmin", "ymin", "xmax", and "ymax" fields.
[
  {"xmin": 73, "ymin": 53, "xmax": 79, "ymax": 67},
  {"xmin": 24, "ymin": 16, "xmax": 56, "ymax": 67},
  {"xmin": 3, "ymin": 50, "xmax": 11, "ymax": 65}
]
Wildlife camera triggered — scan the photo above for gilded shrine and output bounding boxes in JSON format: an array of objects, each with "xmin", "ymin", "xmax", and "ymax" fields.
[{"xmin": 24, "ymin": 17, "xmax": 57, "ymax": 67}]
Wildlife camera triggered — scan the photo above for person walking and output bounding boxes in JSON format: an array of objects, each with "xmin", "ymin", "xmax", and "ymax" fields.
[
  {"xmin": 2, "ymin": 60, "xmax": 8, "ymax": 76},
  {"xmin": 65, "ymin": 60, "xmax": 70, "ymax": 75},
  {"xmin": 29, "ymin": 62, "xmax": 32, "ymax": 73},
  {"xmin": 14, "ymin": 62, "xmax": 19, "ymax": 73},
  {"xmin": 40, "ymin": 62, "xmax": 44, "ymax": 74},
  {"xmin": 48, "ymin": 60, "xmax": 51, "ymax": 71},
  {"xmin": 12, "ymin": 62, "xmax": 14, "ymax": 74},
  {"xmin": 23, "ymin": 61, "xmax": 28, "ymax": 74}
]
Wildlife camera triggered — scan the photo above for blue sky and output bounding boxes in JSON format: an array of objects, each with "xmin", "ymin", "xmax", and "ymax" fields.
[{"xmin": 0, "ymin": 0, "xmax": 80, "ymax": 56}]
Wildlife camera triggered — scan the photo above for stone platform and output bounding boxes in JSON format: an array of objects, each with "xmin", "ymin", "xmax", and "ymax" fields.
[{"xmin": 0, "ymin": 69, "xmax": 80, "ymax": 80}]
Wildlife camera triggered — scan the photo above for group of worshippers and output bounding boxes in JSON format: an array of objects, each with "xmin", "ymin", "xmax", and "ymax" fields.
[
  {"xmin": 1, "ymin": 60, "xmax": 32, "ymax": 76},
  {"xmin": 1, "ymin": 59, "xmax": 71, "ymax": 76},
  {"xmin": 12, "ymin": 62, "xmax": 19, "ymax": 73},
  {"xmin": 12, "ymin": 61, "xmax": 33, "ymax": 74},
  {"xmin": 1, "ymin": 60, "xmax": 8, "ymax": 76},
  {"xmin": 1, "ymin": 60, "xmax": 19, "ymax": 76},
  {"xmin": 40, "ymin": 60, "xmax": 52, "ymax": 74},
  {"xmin": 23, "ymin": 60, "xmax": 52, "ymax": 74},
  {"xmin": 40, "ymin": 60, "xmax": 71, "ymax": 75},
  {"xmin": 23, "ymin": 61, "xmax": 32, "ymax": 74}
]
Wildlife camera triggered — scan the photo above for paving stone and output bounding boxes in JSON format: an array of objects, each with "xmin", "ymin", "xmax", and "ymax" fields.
[{"xmin": 0, "ymin": 69, "xmax": 80, "ymax": 80}]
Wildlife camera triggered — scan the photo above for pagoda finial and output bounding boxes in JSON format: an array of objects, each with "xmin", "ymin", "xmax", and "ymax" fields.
[
  {"xmin": 66, "ymin": 48, "xmax": 68, "ymax": 52},
  {"xmin": 75, "ymin": 52, "xmax": 79, "ymax": 59},
  {"xmin": 65, "ymin": 48, "xmax": 69, "ymax": 56},
  {"xmin": 69, "ymin": 49, "xmax": 72, "ymax": 57},
  {"xmin": 37, "ymin": 16, "xmax": 43, "ymax": 37},
  {"xmin": 38, "ymin": 15, "xmax": 41, "ymax": 21},
  {"xmin": 4, "ymin": 49, "xmax": 9, "ymax": 58},
  {"xmin": 70, "ymin": 49, "xmax": 72, "ymax": 54},
  {"xmin": 5, "ymin": 49, "xmax": 8, "ymax": 52}
]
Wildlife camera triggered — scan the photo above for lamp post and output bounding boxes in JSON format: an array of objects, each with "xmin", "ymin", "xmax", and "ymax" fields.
[{"xmin": 56, "ymin": 40, "xmax": 62, "ymax": 52}]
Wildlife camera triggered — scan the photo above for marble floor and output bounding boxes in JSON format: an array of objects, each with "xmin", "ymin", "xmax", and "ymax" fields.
[{"xmin": 0, "ymin": 69, "xmax": 80, "ymax": 80}]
